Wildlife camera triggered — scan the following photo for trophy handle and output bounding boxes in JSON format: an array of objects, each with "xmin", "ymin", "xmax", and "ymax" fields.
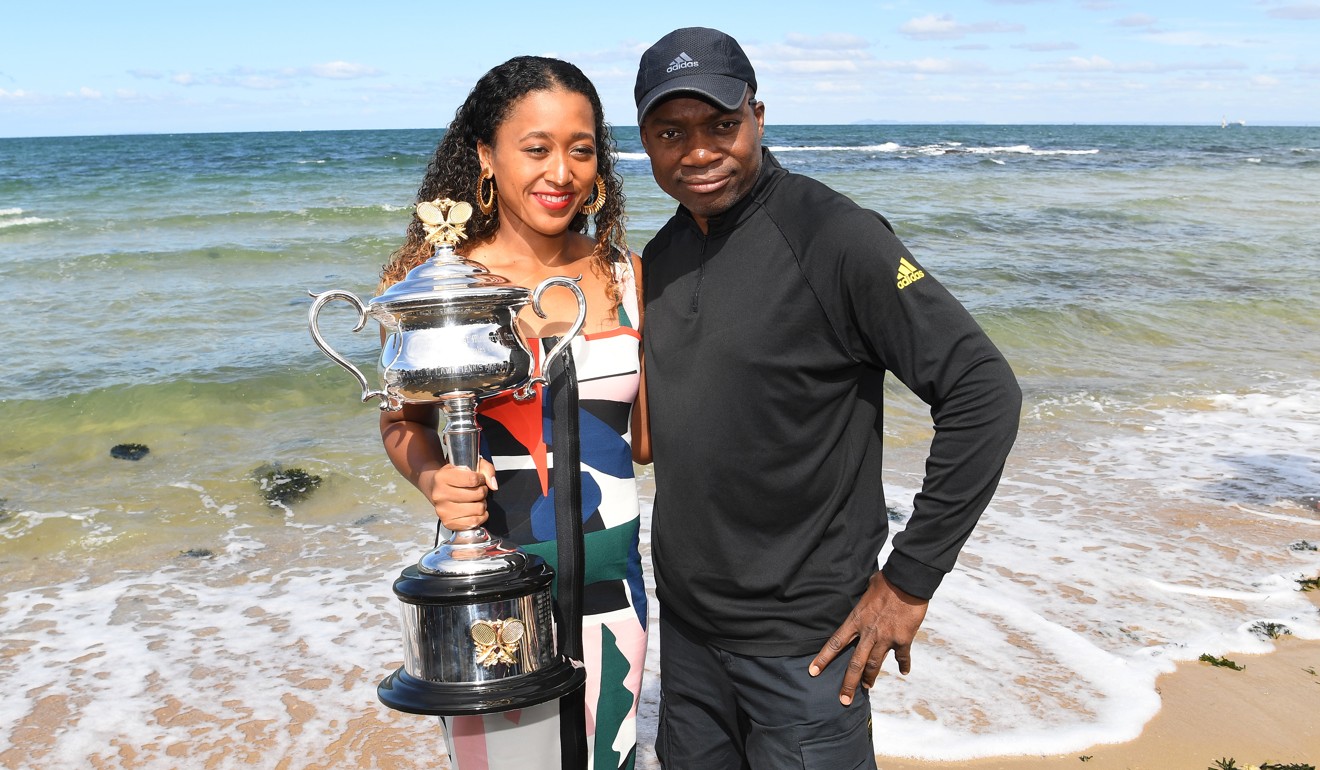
[
  {"xmin": 307, "ymin": 289, "xmax": 398, "ymax": 410},
  {"xmin": 515, "ymin": 276, "xmax": 587, "ymax": 400}
]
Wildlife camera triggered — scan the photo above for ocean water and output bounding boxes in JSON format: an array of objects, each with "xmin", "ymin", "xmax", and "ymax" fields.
[{"xmin": 2, "ymin": 124, "xmax": 1320, "ymax": 767}]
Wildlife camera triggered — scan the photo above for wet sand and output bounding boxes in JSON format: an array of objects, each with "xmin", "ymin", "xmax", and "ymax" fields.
[
  {"xmin": 872, "ymin": 636, "xmax": 1320, "ymax": 770},
  {"xmin": 4, "ymin": 605, "xmax": 1317, "ymax": 769}
]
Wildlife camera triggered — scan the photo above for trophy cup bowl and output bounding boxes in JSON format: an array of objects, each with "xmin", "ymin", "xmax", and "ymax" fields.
[{"xmin": 307, "ymin": 199, "xmax": 587, "ymax": 715}]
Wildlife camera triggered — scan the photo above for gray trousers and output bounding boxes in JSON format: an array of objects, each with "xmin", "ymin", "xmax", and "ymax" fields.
[{"xmin": 655, "ymin": 614, "xmax": 878, "ymax": 770}]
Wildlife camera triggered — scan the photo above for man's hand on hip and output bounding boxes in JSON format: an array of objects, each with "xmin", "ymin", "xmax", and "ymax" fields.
[{"xmin": 808, "ymin": 570, "xmax": 929, "ymax": 706}]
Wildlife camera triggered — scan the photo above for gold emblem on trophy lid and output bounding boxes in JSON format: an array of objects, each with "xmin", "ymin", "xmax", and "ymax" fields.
[
  {"xmin": 417, "ymin": 197, "xmax": 473, "ymax": 246},
  {"xmin": 471, "ymin": 618, "xmax": 526, "ymax": 668}
]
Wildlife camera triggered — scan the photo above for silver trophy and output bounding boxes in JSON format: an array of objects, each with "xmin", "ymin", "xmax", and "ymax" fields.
[{"xmin": 308, "ymin": 198, "xmax": 587, "ymax": 715}]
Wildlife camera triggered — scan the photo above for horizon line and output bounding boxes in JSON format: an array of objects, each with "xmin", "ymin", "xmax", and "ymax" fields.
[{"xmin": 3, "ymin": 120, "xmax": 1319, "ymax": 141}]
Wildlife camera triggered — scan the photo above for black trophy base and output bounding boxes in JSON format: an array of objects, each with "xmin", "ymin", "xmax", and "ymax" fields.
[{"xmin": 378, "ymin": 658, "xmax": 586, "ymax": 716}]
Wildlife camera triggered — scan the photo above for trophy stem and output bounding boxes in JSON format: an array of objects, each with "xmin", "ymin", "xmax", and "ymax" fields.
[
  {"xmin": 438, "ymin": 391, "xmax": 491, "ymax": 539},
  {"xmin": 439, "ymin": 392, "xmax": 480, "ymax": 472}
]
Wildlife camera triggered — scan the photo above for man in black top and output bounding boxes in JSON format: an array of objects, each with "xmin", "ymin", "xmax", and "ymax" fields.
[{"xmin": 635, "ymin": 27, "xmax": 1022, "ymax": 769}]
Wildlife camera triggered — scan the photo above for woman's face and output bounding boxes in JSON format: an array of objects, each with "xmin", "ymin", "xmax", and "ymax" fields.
[{"xmin": 478, "ymin": 88, "xmax": 599, "ymax": 241}]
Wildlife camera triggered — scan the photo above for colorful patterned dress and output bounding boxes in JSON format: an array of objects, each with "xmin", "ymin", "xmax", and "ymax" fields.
[{"xmin": 439, "ymin": 260, "xmax": 648, "ymax": 770}]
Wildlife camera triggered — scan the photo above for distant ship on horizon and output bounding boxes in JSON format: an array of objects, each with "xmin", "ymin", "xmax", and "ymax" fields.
[{"xmin": 1221, "ymin": 117, "xmax": 1247, "ymax": 127}]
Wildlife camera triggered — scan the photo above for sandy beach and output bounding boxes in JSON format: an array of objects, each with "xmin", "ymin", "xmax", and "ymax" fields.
[
  {"xmin": 6, "ymin": 605, "xmax": 1315, "ymax": 769},
  {"xmin": 872, "ymin": 633, "xmax": 1320, "ymax": 770}
]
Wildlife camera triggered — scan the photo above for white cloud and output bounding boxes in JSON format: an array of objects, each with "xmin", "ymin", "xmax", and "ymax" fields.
[
  {"xmin": 1266, "ymin": 3, "xmax": 1320, "ymax": 20},
  {"xmin": 746, "ymin": 40, "xmax": 875, "ymax": 76},
  {"xmin": 784, "ymin": 33, "xmax": 870, "ymax": 50},
  {"xmin": 784, "ymin": 60, "xmax": 863, "ymax": 74},
  {"xmin": 1039, "ymin": 56, "xmax": 1248, "ymax": 73},
  {"xmin": 1117, "ymin": 13, "xmax": 1159, "ymax": 27},
  {"xmin": 812, "ymin": 81, "xmax": 866, "ymax": 93},
  {"xmin": 232, "ymin": 75, "xmax": 284, "ymax": 90},
  {"xmin": 78, "ymin": 87, "xmax": 102, "ymax": 99},
  {"xmin": 1140, "ymin": 30, "xmax": 1254, "ymax": 48},
  {"xmin": 1013, "ymin": 41, "xmax": 1080, "ymax": 51},
  {"xmin": 157, "ymin": 62, "xmax": 382, "ymax": 90},
  {"xmin": 927, "ymin": 93, "xmax": 972, "ymax": 102},
  {"xmin": 1252, "ymin": 74, "xmax": 1281, "ymax": 85},
  {"xmin": 308, "ymin": 61, "xmax": 382, "ymax": 79},
  {"xmin": 880, "ymin": 57, "xmax": 990, "ymax": 74},
  {"xmin": 1055, "ymin": 55, "xmax": 1117, "ymax": 71},
  {"xmin": 0, "ymin": 88, "xmax": 32, "ymax": 100},
  {"xmin": 900, "ymin": 14, "xmax": 1024, "ymax": 41}
]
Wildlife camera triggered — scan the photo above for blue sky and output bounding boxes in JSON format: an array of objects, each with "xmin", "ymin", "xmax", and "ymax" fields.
[{"xmin": 2, "ymin": 0, "xmax": 1317, "ymax": 137}]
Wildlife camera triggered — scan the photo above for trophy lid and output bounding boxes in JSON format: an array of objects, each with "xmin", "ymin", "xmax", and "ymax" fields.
[
  {"xmin": 418, "ymin": 527, "xmax": 530, "ymax": 577},
  {"xmin": 370, "ymin": 198, "xmax": 529, "ymax": 310}
]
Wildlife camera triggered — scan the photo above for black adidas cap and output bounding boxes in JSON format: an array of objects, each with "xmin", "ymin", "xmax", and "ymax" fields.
[{"xmin": 635, "ymin": 27, "xmax": 757, "ymax": 123}]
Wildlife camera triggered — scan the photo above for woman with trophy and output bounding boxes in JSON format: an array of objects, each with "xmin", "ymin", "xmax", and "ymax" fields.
[{"xmin": 377, "ymin": 56, "xmax": 649, "ymax": 770}]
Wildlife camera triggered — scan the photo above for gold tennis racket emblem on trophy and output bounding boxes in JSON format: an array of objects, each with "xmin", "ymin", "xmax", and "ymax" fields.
[
  {"xmin": 471, "ymin": 618, "xmax": 527, "ymax": 668},
  {"xmin": 415, "ymin": 198, "xmax": 472, "ymax": 245}
]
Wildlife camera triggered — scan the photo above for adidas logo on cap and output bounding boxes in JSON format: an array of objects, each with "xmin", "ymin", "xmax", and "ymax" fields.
[{"xmin": 666, "ymin": 52, "xmax": 698, "ymax": 73}]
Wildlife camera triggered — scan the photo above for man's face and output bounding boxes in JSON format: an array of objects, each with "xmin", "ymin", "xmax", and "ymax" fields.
[{"xmin": 639, "ymin": 93, "xmax": 765, "ymax": 233}]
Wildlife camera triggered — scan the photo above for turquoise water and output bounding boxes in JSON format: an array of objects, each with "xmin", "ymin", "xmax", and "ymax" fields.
[{"xmin": 2, "ymin": 125, "xmax": 1320, "ymax": 766}]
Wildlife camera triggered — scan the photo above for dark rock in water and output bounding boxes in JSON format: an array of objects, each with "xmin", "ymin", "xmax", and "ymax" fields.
[
  {"xmin": 1291, "ymin": 540, "xmax": 1318, "ymax": 552},
  {"xmin": 179, "ymin": 548, "xmax": 215, "ymax": 559},
  {"xmin": 253, "ymin": 464, "xmax": 323, "ymax": 506},
  {"xmin": 1295, "ymin": 495, "xmax": 1320, "ymax": 512},
  {"xmin": 353, "ymin": 513, "xmax": 381, "ymax": 526},
  {"xmin": 110, "ymin": 443, "xmax": 150, "ymax": 461},
  {"xmin": 886, "ymin": 505, "xmax": 906, "ymax": 522}
]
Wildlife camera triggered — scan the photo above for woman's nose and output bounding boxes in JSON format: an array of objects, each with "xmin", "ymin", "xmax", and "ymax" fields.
[{"xmin": 546, "ymin": 152, "xmax": 572, "ymax": 185}]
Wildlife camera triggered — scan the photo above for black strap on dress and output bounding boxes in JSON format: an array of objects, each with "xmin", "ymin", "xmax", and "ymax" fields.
[{"xmin": 548, "ymin": 339, "xmax": 588, "ymax": 770}]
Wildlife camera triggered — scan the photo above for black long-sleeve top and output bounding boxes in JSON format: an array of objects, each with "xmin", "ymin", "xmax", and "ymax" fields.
[{"xmin": 641, "ymin": 150, "xmax": 1022, "ymax": 656}]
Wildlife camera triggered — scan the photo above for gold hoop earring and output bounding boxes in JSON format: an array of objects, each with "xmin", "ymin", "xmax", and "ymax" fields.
[
  {"xmin": 477, "ymin": 170, "xmax": 497, "ymax": 215},
  {"xmin": 580, "ymin": 175, "xmax": 607, "ymax": 216}
]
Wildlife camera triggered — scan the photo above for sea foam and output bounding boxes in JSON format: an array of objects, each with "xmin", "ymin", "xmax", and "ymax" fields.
[{"xmin": 862, "ymin": 380, "xmax": 1320, "ymax": 759}]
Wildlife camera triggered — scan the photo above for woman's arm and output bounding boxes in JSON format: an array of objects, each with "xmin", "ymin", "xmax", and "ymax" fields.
[
  {"xmin": 629, "ymin": 252, "xmax": 652, "ymax": 465},
  {"xmin": 379, "ymin": 403, "xmax": 494, "ymax": 531}
]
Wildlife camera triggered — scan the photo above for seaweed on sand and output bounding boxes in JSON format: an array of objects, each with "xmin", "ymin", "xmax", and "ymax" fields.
[
  {"xmin": 1249, "ymin": 621, "xmax": 1292, "ymax": 640},
  {"xmin": 1199, "ymin": 653, "xmax": 1245, "ymax": 671},
  {"xmin": 1208, "ymin": 760, "xmax": 1314, "ymax": 770}
]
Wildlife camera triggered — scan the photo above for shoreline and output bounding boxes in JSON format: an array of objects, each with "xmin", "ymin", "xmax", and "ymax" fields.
[{"xmin": 871, "ymin": 605, "xmax": 1320, "ymax": 769}]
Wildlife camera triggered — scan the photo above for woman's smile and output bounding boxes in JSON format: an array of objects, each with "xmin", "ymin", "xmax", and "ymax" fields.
[{"xmin": 533, "ymin": 190, "xmax": 576, "ymax": 210}]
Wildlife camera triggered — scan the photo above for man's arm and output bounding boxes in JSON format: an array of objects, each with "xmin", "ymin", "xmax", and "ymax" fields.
[{"xmin": 803, "ymin": 209, "xmax": 1022, "ymax": 702}]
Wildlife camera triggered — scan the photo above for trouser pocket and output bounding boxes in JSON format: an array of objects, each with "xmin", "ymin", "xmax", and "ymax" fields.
[{"xmin": 797, "ymin": 703, "xmax": 875, "ymax": 770}]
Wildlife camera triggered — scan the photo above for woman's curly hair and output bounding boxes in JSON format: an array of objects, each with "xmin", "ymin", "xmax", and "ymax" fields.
[{"xmin": 380, "ymin": 56, "xmax": 627, "ymax": 300}]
